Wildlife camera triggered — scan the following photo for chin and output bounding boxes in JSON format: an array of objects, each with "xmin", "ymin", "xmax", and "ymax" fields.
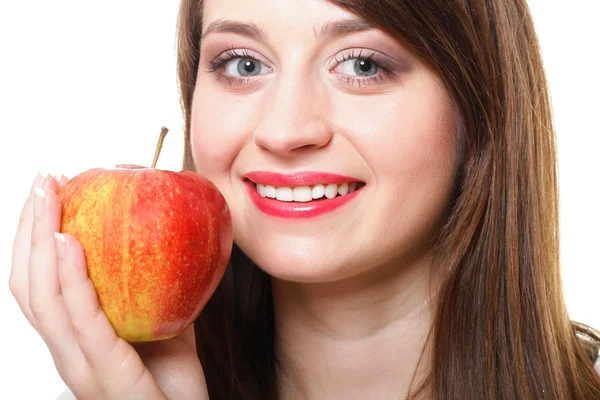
[
  {"xmin": 261, "ymin": 264, "xmax": 340, "ymax": 283},
  {"xmin": 242, "ymin": 245, "xmax": 365, "ymax": 284}
]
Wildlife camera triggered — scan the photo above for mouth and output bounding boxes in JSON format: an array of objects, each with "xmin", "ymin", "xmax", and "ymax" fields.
[
  {"xmin": 245, "ymin": 179, "xmax": 367, "ymax": 203},
  {"xmin": 242, "ymin": 177, "xmax": 366, "ymax": 219}
]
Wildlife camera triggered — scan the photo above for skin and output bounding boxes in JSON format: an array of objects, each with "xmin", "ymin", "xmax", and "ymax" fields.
[
  {"xmin": 192, "ymin": 0, "xmax": 462, "ymax": 398},
  {"xmin": 10, "ymin": 0, "xmax": 461, "ymax": 399},
  {"xmin": 10, "ymin": 174, "xmax": 208, "ymax": 399}
]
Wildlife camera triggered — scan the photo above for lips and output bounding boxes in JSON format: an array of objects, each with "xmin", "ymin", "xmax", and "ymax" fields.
[
  {"xmin": 243, "ymin": 171, "xmax": 366, "ymax": 219},
  {"xmin": 244, "ymin": 171, "xmax": 363, "ymax": 187}
]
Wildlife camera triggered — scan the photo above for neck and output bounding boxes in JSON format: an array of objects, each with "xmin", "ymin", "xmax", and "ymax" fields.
[{"xmin": 272, "ymin": 253, "xmax": 438, "ymax": 400}]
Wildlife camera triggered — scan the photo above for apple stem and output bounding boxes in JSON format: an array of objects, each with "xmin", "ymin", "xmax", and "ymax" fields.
[{"xmin": 151, "ymin": 127, "xmax": 169, "ymax": 169}]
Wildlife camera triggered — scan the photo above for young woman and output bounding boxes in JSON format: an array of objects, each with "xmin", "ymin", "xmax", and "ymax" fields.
[{"xmin": 10, "ymin": 0, "xmax": 600, "ymax": 398}]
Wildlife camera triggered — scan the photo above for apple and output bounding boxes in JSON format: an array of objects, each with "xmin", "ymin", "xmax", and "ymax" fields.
[{"xmin": 56, "ymin": 127, "xmax": 232, "ymax": 342}]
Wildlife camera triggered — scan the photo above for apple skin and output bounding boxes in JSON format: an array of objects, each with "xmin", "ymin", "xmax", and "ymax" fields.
[{"xmin": 56, "ymin": 165, "xmax": 232, "ymax": 342}]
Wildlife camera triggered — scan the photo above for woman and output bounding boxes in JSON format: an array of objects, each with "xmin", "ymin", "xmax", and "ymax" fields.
[{"xmin": 10, "ymin": 0, "xmax": 600, "ymax": 398}]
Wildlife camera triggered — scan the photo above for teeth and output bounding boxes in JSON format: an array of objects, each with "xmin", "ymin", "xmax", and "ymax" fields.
[
  {"xmin": 255, "ymin": 182, "xmax": 363, "ymax": 202},
  {"xmin": 265, "ymin": 185, "xmax": 276, "ymax": 198},
  {"xmin": 325, "ymin": 184, "xmax": 338, "ymax": 199},
  {"xmin": 312, "ymin": 184, "xmax": 325, "ymax": 199},
  {"xmin": 258, "ymin": 184, "xmax": 267, "ymax": 197},
  {"xmin": 293, "ymin": 186, "xmax": 312, "ymax": 202},
  {"xmin": 275, "ymin": 186, "xmax": 294, "ymax": 202}
]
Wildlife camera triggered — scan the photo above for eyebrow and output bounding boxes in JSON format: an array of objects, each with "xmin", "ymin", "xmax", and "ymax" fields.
[{"xmin": 200, "ymin": 17, "xmax": 375, "ymax": 42}]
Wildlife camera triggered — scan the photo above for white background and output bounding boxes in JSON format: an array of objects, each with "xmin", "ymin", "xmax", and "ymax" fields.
[{"xmin": 1, "ymin": 1, "xmax": 598, "ymax": 398}]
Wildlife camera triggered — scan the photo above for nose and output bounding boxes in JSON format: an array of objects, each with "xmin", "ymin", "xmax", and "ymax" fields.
[{"xmin": 253, "ymin": 78, "xmax": 332, "ymax": 157}]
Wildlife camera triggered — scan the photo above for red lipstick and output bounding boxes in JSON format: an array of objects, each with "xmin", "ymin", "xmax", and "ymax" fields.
[{"xmin": 243, "ymin": 171, "xmax": 365, "ymax": 219}]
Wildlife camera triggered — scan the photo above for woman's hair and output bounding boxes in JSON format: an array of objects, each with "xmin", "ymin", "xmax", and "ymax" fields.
[{"xmin": 176, "ymin": 0, "xmax": 600, "ymax": 398}]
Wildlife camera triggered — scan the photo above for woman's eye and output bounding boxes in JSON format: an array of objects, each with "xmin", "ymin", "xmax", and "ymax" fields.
[
  {"xmin": 206, "ymin": 48, "xmax": 394, "ymax": 89},
  {"xmin": 335, "ymin": 58, "xmax": 380, "ymax": 77},
  {"xmin": 225, "ymin": 57, "xmax": 270, "ymax": 77}
]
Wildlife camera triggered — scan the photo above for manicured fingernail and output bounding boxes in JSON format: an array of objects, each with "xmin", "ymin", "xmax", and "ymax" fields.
[
  {"xmin": 30, "ymin": 173, "xmax": 44, "ymax": 196},
  {"xmin": 54, "ymin": 232, "xmax": 67, "ymax": 259},
  {"xmin": 43, "ymin": 177, "xmax": 52, "ymax": 190},
  {"xmin": 34, "ymin": 186, "xmax": 46, "ymax": 218}
]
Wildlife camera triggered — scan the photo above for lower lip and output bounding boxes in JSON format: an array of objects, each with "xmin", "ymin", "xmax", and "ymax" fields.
[{"xmin": 244, "ymin": 180, "xmax": 364, "ymax": 219}]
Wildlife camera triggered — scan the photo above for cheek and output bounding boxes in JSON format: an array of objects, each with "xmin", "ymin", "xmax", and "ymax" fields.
[
  {"xmin": 190, "ymin": 81, "xmax": 257, "ymax": 178},
  {"xmin": 338, "ymin": 75, "xmax": 459, "ymax": 182},
  {"xmin": 331, "ymin": 73, "xmax": 460, "ymax": 253}
]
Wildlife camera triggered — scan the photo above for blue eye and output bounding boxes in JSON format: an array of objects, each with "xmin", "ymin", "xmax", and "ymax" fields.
[
  {"xmin": 225, "ymin": 58, "xmax": 269, "ymax": 77},
  {"xmin": 337, "ymin": 58, "xmax": 380, "ymax": 77},
  {"xmin": 207, "ymin": 48, "xmax": 396, "ymax": 88},
  {"xmin": 208, "ymin": 49, "xmax": 271, "ymax": 78}
]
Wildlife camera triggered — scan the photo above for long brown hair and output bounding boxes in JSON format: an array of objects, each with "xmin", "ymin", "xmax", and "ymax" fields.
[{"xmin": 176, "ymin": 0, "xmax": 600, "ymax": 398}]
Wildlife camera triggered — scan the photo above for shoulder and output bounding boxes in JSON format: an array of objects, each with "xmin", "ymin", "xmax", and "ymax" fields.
[{"xmin": 573, "ymin": 321, "xmax": 600, "ymax": 374}]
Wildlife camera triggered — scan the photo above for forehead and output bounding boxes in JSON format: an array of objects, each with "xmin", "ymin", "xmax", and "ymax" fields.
[{"xmin": 201, "ymin": 0, "xmax": 359, "ymax": 33}]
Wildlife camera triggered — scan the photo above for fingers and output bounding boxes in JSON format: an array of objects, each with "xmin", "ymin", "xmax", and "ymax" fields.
[
  {"xmin": 9, "ymin": 173, "xmax": 44, "ymax": 326},
  {"xmin": 56, "ymin": 233, "xmax": 128, "ymax": 373},
  {"xmin": 11, "ymin": 173, "xmax": 167, "ymax": 399},
  {"xmin": 25, "ymin": 175, "xmax": 86, "ymax": 368},
  {"xmin": 55, "ymin": 172, "xmax": 69, "ymax": 189},
  {"xmin": 55, "ymin": 233, "xmax": 164, "ymax": 398},
  {"xmin": 29, "ymin": 178, "xmax": 63, "ymax": 318},
  {"xmin": 10, "ymin": 173, "xmax": 65, "ymax": 327}
]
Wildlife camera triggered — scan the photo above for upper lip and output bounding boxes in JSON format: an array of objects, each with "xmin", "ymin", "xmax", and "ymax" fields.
[{"xmin": 244, "ymin": 171, "xmax": 364, "ymax": 187}]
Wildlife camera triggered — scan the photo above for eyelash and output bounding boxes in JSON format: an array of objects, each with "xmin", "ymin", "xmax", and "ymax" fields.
[{"xmin": 206, "ymin": 47, "xmax": 396, "ymax": 88}]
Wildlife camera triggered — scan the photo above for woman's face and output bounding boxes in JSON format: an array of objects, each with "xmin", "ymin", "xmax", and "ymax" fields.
[{"xmin": 191, "ymin": 0, "xmax": 461, "ymax": 283}]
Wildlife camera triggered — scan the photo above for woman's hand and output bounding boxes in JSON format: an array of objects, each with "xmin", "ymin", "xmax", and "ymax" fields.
[{"xmin": 9, "ymin": 173, "xmax": 209, "ymax": 400}]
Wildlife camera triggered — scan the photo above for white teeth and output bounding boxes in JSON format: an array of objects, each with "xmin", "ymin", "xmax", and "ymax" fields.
[
  {"xmin": 258, "ymin": 184, "xmax": 278, "ymax": 199},
  {"xmin": 257, "ymin": 183, "xmax": 267, "ymax": 197},
  {"xmin": 275, "ymin": 187, "xmax": 294, "ymax": 202},
  {"xmin": 325, "ymin": 184, "xmax": 338, "ymax": 199},
  {"xmin": 312, "ymin": 184, "xmax": 325, "ymax": 199},
  {"xmin": 265, "ymin": 185, "xmax": 276, "ymax": 198},
  {"xmin": 293, "ymin": 186, "xmax": 313, "ymax": 202},
  {"xmin": 254, "ymin": 182, "xmax": 363, "ymax": 201}
]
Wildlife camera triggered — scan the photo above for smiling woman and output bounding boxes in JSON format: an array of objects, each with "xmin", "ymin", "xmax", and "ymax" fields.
[
  {"xmin": 6, "ymin": 0, "xmax": 600, "ymax": 399},
  {"xmin": 178, "ymin": 0, "xmax": 600, "ymax": 398}
]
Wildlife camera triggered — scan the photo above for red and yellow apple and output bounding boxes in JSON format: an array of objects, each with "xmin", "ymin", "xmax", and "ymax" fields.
[{"xmin": 56, "ymin": 128, "xmax": 232, "ymax": 342}]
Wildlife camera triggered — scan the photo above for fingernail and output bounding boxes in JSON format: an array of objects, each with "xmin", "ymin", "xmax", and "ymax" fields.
[
  {"xmin": 43, "ymin": 177, "xmax": 52, "ymax": 190},
  {"xmin": 30, "ymin": 173, "xmax": 45, "ymax": 196},
  {"xmin": 34, "ymin": 186, "xmax": 46, "ymax": 218},
  {"xmin": 54, "ymin": 232, "xmax": 67, "ymax": 259}
]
